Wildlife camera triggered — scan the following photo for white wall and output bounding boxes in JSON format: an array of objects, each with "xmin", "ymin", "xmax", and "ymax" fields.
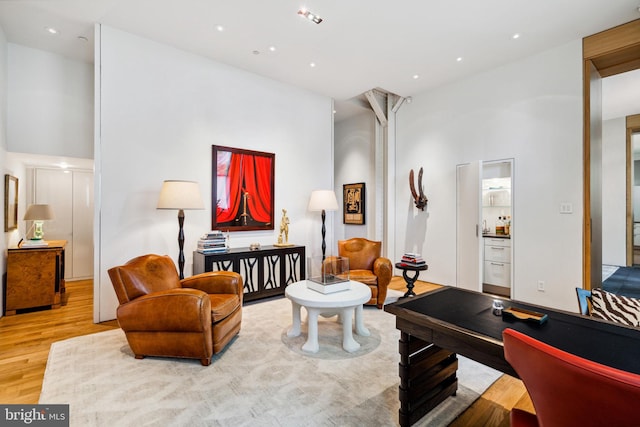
[
  {"xmin": 334, "ymin": 111, "xmax": 377, "ymax": 243},
  {"xmin": 0, "ymin": 25, "xmax": 7, "ymax": 317},
  {"xmin": 395, "ymin": 40, "xmax": 584, "ymax": 312},
  {"xmin": 95, "ymin": 25, "xmax": 334, "ymax": 321},
  {"xmin": 7, "ymin": 44, "xmax": 93, "ymax": 158},
  {"xmin": 602, "ymin": 117, "xmax": 626, "ymax": 266}
]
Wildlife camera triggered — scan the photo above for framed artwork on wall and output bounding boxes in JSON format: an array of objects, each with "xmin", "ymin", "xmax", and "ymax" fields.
[
  {"xmin": 343, "ymin": 182, "xmax": 365, "ymax": 225},
  {"xmin": 212, "ymin": 145, "xmax": 275, "ymax": 231},
  {"xmin": 4, "ymin": 174, "xmax": 18, "ymax": 232}
]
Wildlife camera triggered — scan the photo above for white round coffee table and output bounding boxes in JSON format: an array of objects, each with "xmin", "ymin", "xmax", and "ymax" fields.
[{"xmin": 285, "ymin": 280, "xmax": 371, "ymax": 353}]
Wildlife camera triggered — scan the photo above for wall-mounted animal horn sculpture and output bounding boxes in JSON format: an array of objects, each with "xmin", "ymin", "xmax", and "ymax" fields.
[{"xmin": 409, "ymin": 167, "xmax": 428, "ymax": 211}]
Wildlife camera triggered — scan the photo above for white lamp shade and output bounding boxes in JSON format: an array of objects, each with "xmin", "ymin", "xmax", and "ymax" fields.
[
  {"xmin": 23, "ymin": 204, "xmax": 55, "ymax": 221},
  {"xmin": 308, "ymin": 190, "xmax": 338, "ymax": 211},
  {"xmin": 157, "ymin": 180, "xmax": 204, "ymax": 210}
]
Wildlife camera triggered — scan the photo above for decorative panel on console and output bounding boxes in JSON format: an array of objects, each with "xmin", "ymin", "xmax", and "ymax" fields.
[{"xmin": 193, "ymin": 245, "xmax": 305, "ymax": 302}]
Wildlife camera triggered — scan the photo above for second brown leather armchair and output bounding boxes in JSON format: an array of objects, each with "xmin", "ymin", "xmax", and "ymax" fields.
[
  {"xmin": 108, "ymin": 254, "xmax": 243, "ymax": 366},
  {"xmin": 329, "ymin": 238, "xmax": 392, "ymax": 309}
]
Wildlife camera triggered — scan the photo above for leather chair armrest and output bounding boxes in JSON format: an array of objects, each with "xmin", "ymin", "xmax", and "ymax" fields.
[
  {"xmin": 117, "ymin": 288, "xmax": 211, "ymax": 332},
  {"xmin": 373, "ymin": 257, "xmax": 393, "ymax": 288},
  {"xmin": 182, "ymin": 271, "xmax": 243, "ymax": 297}
]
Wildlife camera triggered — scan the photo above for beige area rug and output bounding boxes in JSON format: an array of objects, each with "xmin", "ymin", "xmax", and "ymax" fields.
[{"xmin": 40, "ymin": 294, "xmax": 501, "ymax": 427}]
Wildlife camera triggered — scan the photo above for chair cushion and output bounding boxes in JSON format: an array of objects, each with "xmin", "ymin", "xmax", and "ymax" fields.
[
  {"xmin": 590, "ymin": 288, "xmax": 640, "ymax": 326},
  {"xmin": 209, "ymin": 294, "xmax": 241, "ymax": 323},
  {"xmin": 348, "ymin": 269, "xmax": 378, "ymax": 286}
]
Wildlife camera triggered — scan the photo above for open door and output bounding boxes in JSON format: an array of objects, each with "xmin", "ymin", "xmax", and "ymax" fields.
[{"xmin": 456, "ymin": 161, "xmax": 482, "ymax": 291}]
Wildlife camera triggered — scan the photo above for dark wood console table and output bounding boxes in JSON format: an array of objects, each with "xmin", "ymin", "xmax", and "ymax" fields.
[
  {"xmin": 193, "ymin": 245, "xmax": 305, "ymax": 303},
  {"xmin": 384, "ymin": 286, "xmax": 640, "ymax": 426}
]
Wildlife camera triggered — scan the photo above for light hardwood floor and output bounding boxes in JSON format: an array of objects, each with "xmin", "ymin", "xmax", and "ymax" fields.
[{"xmin": 0, "ymin": 277, "xmax": 532, "ymax": 426}]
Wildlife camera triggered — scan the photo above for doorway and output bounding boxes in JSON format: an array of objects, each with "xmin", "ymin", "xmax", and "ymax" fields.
[
  {"xmin": 583, "ymin": 18, "xmax": 640, "ymax": 290},
  {"xmin": 456, "ymin": 159, "xmax": 514, "ymax": 297}
]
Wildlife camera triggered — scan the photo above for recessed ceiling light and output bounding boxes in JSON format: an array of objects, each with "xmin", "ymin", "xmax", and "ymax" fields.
[
  {"xmin": 215, "ymin": 25, "xmax": 224, "ymax": 32},
  {"xmin": 512, "ymin": 33, "xmax": 521, "ymax": 40},
  {"xmin": 310, "ymin": 62, "xmax": 316, "ymax": 68},
  {"xmin": 298, "ymin": 8, "xmax": 323, "ymax": 24},
  {"xmin": 412, "ymin": 74, "xmax": 420, "ymax": 80},
  {"xmin": 456, "ymin": 57, "xmax": 463, "ymax": 62},
  {"xmin": 269, "ymin": 46, "xmax": 276, "ymax": 52},
  {"xmin": 45, "ymin": 27, "xmax": 58, "ymax": 35}
]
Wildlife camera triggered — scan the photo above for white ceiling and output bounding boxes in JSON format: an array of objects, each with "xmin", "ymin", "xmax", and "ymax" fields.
[{"xmin": 0, "ymin": 1, "xmax": 639, "ymax": 119}]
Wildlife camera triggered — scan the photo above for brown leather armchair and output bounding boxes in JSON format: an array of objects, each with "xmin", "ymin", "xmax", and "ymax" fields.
[
  {"xmin": 108, "ymin": 254, "xmax": 243, "ymax": 366},
  {"xmin": 328, "ymin": 238, "xmax": 392, "ymax": 309}
]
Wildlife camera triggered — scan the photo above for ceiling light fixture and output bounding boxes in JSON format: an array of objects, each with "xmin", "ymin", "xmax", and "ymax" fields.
[
  {"xmin": 456, "ymin": 57, "xmax": 463, "ymax": 62},
  {"xmin": 412, "ymin": 74, "xmax": 420, "ymax": 80},
  {"xmin": 298, "ymin": 8, "xmax": 323, "ymax": 24},
  {"xmin": 269, "ymin": 46, "xmax": 276, "ymax": 52},
  {"xmin": 45, "ymin": 27, "xmax": 58, "ymax": 35},
  {"xmin": 310, "ymin": 62, "xmax": 316, "ymax": 68},
  {"xmin": 512, "ymin": 33, "xmax": 521, "ymax": 39},
  {"xmin": 215, "ymin": 25, "xmax": 224, "ymax": 32}
]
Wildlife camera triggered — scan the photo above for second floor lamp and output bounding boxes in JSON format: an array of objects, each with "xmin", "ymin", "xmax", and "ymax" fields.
[{"xmin": 308, "ymin": 190, "xmax": 338, "ymax": 261}]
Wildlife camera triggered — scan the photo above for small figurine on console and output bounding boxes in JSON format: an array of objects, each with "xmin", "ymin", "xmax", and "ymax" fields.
[{"xmin": 274, "ymin": 208, "xmax": 294, "ymax": 247}]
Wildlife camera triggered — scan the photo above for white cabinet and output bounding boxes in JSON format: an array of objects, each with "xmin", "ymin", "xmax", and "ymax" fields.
[
  {"xmin": 31, "ymin": 168, "xmax": 94, "ymax": 280},
  {"xmin": 483, "ymin": 238, "xmax": 511, "ymax": 288}
]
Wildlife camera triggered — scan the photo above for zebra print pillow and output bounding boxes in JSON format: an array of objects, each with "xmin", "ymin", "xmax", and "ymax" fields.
[{"xmin": 590, "ymin": 288, "xmax": 640, "ymax": 327}]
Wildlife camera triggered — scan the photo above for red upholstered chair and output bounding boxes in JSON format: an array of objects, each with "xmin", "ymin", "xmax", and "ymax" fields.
[
  {"xmin": 327, "ymin": 238, "xmax": 392, "ymax": 309},
  {"xmin": 503, "ymin": 328, "xmax": 640, "ymax": 427},
  {"xmin": 108, "ymin": 254, "xmax": 243, "ymax": 366}
]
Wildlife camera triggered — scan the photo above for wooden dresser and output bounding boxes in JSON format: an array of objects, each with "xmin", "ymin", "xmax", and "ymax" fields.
[{"xmin": 5, "ymin": 240, "xmax": 66, "ymax": 315}]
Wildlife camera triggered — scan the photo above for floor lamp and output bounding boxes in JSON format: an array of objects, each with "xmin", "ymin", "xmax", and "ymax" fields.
[
  {"xmin": 308, "ymin": 190, "xmax": 338, "ymax": 261},
  {"xmin": 157, "ymin": 180, "xmax": 204, "ymax": 279}
]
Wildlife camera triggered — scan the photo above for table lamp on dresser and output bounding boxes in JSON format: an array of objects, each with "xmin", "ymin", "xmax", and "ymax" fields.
[{"xmin": 23, "ymin": 203, "xmax": 55, "ymax": 241}]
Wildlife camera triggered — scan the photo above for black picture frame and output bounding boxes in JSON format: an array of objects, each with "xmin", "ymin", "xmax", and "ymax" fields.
[
  {"xmin": 212, "ymin": 145, "xmax": 275, "ymax": 231},
  {"xmin": 343, "ymin": 182, "xmax": 365, "ymax": 225},
  {"xmin": 4, "ymin": 175, "xmax": 18, "ymax": 232}
]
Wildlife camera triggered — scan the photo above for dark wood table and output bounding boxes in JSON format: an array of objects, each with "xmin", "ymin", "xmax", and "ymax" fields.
[
  {"xmin": 384, "ymin": 286, "xmax": 640, "ymax": 426},
  {"xmin": 395, "ymin": 262, "xmax": 428, "ymax": 297}
]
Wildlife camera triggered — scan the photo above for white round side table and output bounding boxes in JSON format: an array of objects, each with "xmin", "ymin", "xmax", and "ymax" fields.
[{"xmin": 284, "ymin": 280, "xmax": 371, "ymax": 353}]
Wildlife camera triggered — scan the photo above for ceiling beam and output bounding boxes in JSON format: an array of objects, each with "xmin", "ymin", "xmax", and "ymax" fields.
[{"xmin": 365, "ymin": 90, "xmax": 388, "ymax": 127}]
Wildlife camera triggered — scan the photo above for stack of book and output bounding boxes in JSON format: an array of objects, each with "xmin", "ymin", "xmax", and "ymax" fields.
[
  {"xmin": 400, "ymin": 252, "xmax": 426, "ymax": 267},
  {"xmin": 197, "ymin": 231, "xmax": 228, "ymax": 254}
]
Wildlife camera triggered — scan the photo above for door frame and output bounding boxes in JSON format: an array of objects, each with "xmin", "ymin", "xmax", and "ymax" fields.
[
  {"xmin": 628, "ymin": 115, "xmax": 640, "ymax": 265},
  {"xmin": 583, "ymin": 19, "xmax": 640, "ymax": 290}
]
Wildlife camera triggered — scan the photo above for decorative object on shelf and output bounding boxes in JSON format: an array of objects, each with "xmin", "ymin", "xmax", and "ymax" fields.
[
  {"xmin": 308, "ymin": 190, "xmax": 339, "ymax": 261},
  {"xmin": 409, "ymin": 167, "xmax": 428, "ymax": 211},
  {"xmin": 274, "ymin": 208, "xmax": 294, "ymax": 247},
  {"xmin": 157, "ymin": 180, "xmax": 204, "ymax": 279},
  {"xmin": 24, "ymin": 204, "xmax": 55, "ymax": 240},
  {"xmin": 343, "ymin": 182, "xmax": 365, "ymax": 225},
  {"xmin": 212, "ymin": 145, "xmax": 275, "ymax": 232},
  {"xmin": 249, "ymin": 243, "xmax": 261, "ymax": 251},
  {"xmin": 4, "ymin": 174, "xmax": 18, "ymax": 232}
]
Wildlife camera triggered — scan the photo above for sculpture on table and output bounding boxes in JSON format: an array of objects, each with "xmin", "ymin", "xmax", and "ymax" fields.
[
  {"xmin": 275, "ymin": 208, "xmax": 293, "ymax": 247},
  {"xmin": 409, "ymin": 167, "xmax": 428, "ymax": 211}
]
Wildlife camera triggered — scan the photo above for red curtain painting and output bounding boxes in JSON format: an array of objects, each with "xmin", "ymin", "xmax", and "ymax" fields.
[{"xmin": 214, "ymin": 147, "xmax": 274, "ymax": 230}]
